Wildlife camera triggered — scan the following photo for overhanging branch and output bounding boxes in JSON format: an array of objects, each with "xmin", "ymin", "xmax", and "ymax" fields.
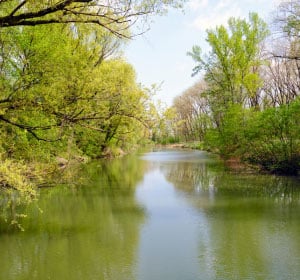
[{"xmin": 0, "ymin": 0, "xmax": 155, "ymax": 37}]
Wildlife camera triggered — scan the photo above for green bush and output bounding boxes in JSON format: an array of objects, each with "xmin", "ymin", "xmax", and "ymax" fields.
[{"xmin": 0, "ymin": 157, "xmax": 37, "ymax": 230}]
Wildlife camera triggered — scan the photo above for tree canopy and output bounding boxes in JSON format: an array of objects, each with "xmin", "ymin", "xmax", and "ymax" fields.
[
  {"xmin": 0, "ymin": 0, "xmax": 184, "ymax": 37},
  {"xmin": 163, "ymin": 10, "xmax": 300, "ymax": 175},
  {"xmin": 0, "ymin": 21, "xmax": 157, "ymax": 228}
]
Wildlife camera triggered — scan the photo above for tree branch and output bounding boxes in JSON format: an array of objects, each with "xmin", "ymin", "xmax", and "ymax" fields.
[
  {"xmin": 0, "ymin": 0, "xmax": 156, "ymax": 37},
  {"xmin": 0, "ymin": 115, "xmax": 60, "ymax": 142},
  {"xmin": 272, "ymin": 54, "xmax": 300, "ymax": 60},
  {"xmin": 9, "ymin": 0, "xmax": 27, "ymax": 17}
]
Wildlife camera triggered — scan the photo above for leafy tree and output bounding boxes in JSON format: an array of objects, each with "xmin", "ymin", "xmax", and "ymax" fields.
[
  {"xmin": 187, "ymin": 13, "xmax": 270, "ymax": 159},
  {"xmin": 181, "ymin": 8, "xmax": 300, "ymax": 174},
  {"xmin": 189, "ymin": 13, "xmax": 269, "ymax": 116},
  {"xmin": 0, "ymin": 0, "xmax": 184, "ymax": 37},
  {"xmin": 0, "ymin": 21, "xmax": 154, "ymax": 227},
  {"xmin": 75, "ymin": 59, "xmax": 151, "ymax": 157},
  {"xmin": 240, "ymin": 99, "xmax": 300, "ymax": 175}
]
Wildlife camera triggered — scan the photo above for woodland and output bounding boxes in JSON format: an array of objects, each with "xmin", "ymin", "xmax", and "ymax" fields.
[
  {"xmin": 157, "ymin": 2, "xmax": 300, "ymax": 176},
  {"xmin": 0, "ymin": 0, "xmax": 299, "ymax": 228},
  {"xmin": 0, "ymin": 0, "xmax": 182, "ymax": 228}
]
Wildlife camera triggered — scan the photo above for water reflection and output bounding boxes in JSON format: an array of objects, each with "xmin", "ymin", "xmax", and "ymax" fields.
[
  {"xmin": 1, "ymin": 149, "xmax": 300, "ymax": 280},
  {"xmin": 144, "ymin": 149, "xmax": 300, "ymax": 280},
  {"xmin": 0, "ymin": 155, "xmax": 146, "ymax": 280}
]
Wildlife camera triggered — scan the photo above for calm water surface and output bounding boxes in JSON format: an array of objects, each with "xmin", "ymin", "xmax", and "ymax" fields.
[{"xmin": 1, "ymin": 149, "xmax": 300, "ymax": 280}]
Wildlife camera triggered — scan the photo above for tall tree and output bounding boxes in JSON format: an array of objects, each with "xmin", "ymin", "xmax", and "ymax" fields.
[
  {"xmin": 188, "ymin": 13, "xmax": 269, "ymax": 116},
  {"xmin": 0, "ymin": 23, "xmax": 150, "ymax": 159}
]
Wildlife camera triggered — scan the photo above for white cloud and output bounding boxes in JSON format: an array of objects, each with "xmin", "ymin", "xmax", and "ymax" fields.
[
  {"xmin": 188, "ymin": 0, "xmax": 209, "ymax": 11},
  {"xmin": 188, "ymin": 0, "xmax": 278, "ymax": 31},
  {"xmin": 190, "ymin": 0, "xmax": 242, "ymax": 31},
  {"xmin": 216, "ymin": 0, "xmax": 235, "ymax": 10}
]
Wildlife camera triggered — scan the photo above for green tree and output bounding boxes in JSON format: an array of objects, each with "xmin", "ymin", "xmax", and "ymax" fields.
[
  {"xmin": 75, "ymin": 59, "xmax": 151, "ymax": 157},
  {"xmin": 241, "ymin": 99, "xmax": 300, "ymax": 175},
  {"xmin": 188, "ymin": 13, "xmax": 269, "ymax": 158},
  {"xmin": 189, "ymin": 13, "xmax": 268, "ymax": 115},
  {"xmin": 0, "ymin": 0, "xmax": 184, "ymax": 37},
  {"xmin": 0, "ymin": 22, "xmax": 154, "ymax": 227}
]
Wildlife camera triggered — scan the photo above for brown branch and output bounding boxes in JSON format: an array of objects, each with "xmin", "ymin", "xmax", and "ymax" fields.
[
  {"xmin": 0, "ymin": 115, "xmax": 60, "ymax": 142},
  {"xmin": 0, "ymin": 1, "xmax": 74, "ymax": 25},
  {"xmin": 1, "ymin": 18, "xmax": 131, "ymax": 38},
  {"xmin": 9, "ymin": 0, "xmax": 27, "ymax": 16},
  {"xmin": 272, "ymin": 54, "xmax": 300, "ymax": 60},
  {"xmin": 77, "ymin": 123, "xmax": 105, "ymax": 132},
  {"xmin": 0, "ymin": 1, "xmax": 152, "ymax": 38}
]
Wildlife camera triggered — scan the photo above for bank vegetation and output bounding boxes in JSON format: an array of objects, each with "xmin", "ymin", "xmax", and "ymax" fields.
[
  {"xmin": 156, "ymin": 1, "xmax": 300, "ymax": 176},
  {"xmin": 0, "ymin": 0, "xmax": 183, "ymax": 229}
]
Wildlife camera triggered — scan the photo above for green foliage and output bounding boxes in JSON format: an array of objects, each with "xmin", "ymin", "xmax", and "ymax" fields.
[
  {"xmin": 188, "ymin": 13, "xmax": 269, "ymax": 125},
  {"xmin": 0, "ymin": 22, "xmax": 155, "ymax": 230},
  {"xmin": 0, "ymin": 157, "xmax": 37, "ymax": 230},
  {"xmin": 208, "ymin": 104, "xmax": 247, "ymax": 157},
  {"xmin": 203, "ymin": 100, "xmax": 300, "ymax": 175},
  {"xmin": 184, "ymin": 11, "xmax": 300, "ymax": 175},
  {"xmin": 0, "ymin": 24, "xmax": 151, "ymax": 158},
  {"xmin": 241, "ymin": 100, "xmax": 300, "ymax": 175}
]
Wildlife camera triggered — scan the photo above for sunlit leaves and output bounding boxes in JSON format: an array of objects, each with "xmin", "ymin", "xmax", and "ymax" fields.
[{"xmin": 190, "ymin": 13, "xmax": 269, "ymax": 109}]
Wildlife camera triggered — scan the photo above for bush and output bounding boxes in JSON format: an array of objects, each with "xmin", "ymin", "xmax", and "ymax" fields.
[
  {"xmin": 0, "ymin": 157, "xmax": 37, "ymax": 230},
  {"xmin": 241, "ymin": 100, "xmax": 300, "ymax": 175}
]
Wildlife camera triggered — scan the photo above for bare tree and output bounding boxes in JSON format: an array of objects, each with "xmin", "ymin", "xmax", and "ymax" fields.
[
  {"xmin": 261, "ymin": 0, "xmax": 300, "ymax": 106},
  {"xmin": 262, "ymin": 55, "xmax": 300, "ymax": 106},
  {"xmin": 173, "ymin": 80, "xmax": 210, "ymax": 141},
  {"xmin": 271, "ymin": 0, "xmax": 300, "ymax": 59}
]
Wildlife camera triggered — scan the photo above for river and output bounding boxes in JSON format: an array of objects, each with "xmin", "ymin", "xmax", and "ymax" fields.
[{"xmin": 0, "ymin": 149, "xmax": 300, "ymax": 280}]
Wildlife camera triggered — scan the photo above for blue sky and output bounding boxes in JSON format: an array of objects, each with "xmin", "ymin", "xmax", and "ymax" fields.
[{"xmin": 125, "ymin": 0, "xmax": 280, "ymax": 106}]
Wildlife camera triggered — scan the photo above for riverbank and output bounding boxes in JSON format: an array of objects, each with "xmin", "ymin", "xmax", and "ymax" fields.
[{"xmin": 156, "ymin": 142, "xmax": 288, "ymax": 175}]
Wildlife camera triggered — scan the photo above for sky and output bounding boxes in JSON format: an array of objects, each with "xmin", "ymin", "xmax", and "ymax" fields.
[{"xmin": 125, "ymin": 0, "xmax": 281, "ymax": 106}]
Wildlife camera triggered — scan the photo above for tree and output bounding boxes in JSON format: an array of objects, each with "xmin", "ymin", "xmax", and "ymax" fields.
[
  {"xmin": 240, "ymin": 99, "xmax": 300, "ymax": 175},
  {"xmin": 172, "ymin": 80, "xmax": 210, "ymax": 142},
  {"xmin": 273, "ymin": 0, "xmax": 300, "ymax": 40},
  {"xmin": 0, "ymin": 23, "xmax": 152, "ymax": 159},
  {"xmin": 270, "ymin": 0, "xmax": 300, "ymax": 60},
  {"xmin": 182, "ymin": 6, "xmax": 300, "ymax": 173},
  {"xmin": 188, "ymin": 13, "xmax": 269, "ymax": 112},
  {"xmin": 262, "ymin": 55, "xmax": 300, "ymax": 106},
  {"xmin": 0, "ymin": 24, "xmax": 100, "ymax": 145},
  {"xmin": 0, "ymin": 22, "xmax": 154, "ymax": 227},
  {"xmin": 187, "ymin": 13, "xmax": 269, "ymax": 157},
  {"xmin": 75, "ymin": 59, "xmax": 151, "ymax": 156},
  {"xmin": 262, "ymin": 0, "xmax": 300, "ymax": 107},
  {"xmin": 0, "ymin": 0, "xmax": 183, "ymax": 37}
]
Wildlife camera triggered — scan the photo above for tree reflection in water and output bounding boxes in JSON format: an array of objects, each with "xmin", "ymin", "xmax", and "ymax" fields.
[
  {"xmin": 158, "ymin": 150, "xmax": 300, "ymax": 280},
  {"xmin": 0, "ymin": 155, "xmax": 147, "ymax": 280}
]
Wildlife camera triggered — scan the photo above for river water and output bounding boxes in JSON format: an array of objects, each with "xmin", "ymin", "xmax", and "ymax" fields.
[{"xmin": 0, "ymin": 149, "xmax": 300, "ymax": 280}]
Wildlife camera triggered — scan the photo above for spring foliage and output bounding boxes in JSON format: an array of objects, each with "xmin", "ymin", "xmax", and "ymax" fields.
[
  {"xmin": 164, "ymin": 10, "xmax": 300, "ymax": 175},
  {"xmin": 0, "ymin": 23, "xmax": 156, "ymax": 228}
]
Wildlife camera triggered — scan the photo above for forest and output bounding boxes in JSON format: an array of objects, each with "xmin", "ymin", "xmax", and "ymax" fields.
[
  {"xmin": 0, "ymin": 0, "xmax": 182, "ymax": 228},
  {"xmin": 0, "ymin": 0, "xmax": 299, "ymax": 229},
  {"xmin": 156, "ymin": 2, "xmax": 300, "ymax": 176}
]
